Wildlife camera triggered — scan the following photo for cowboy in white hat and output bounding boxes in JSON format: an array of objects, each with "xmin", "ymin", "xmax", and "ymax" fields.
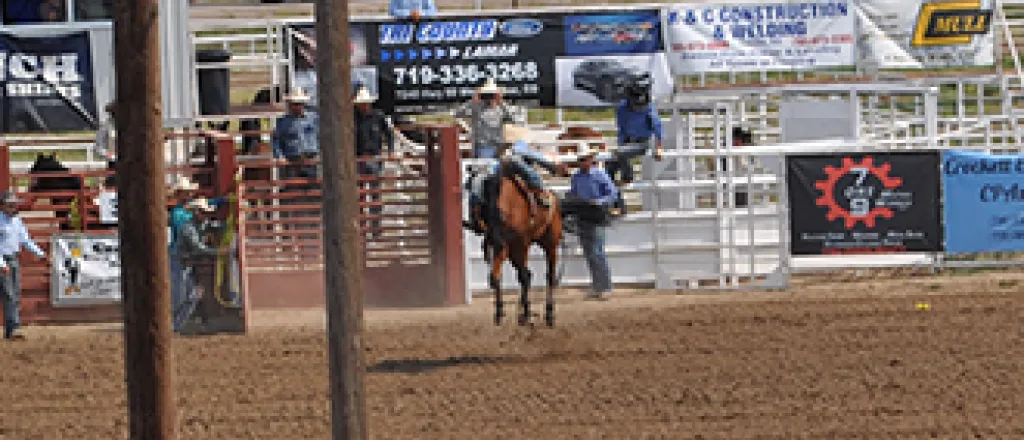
[
  {"xmin": 271, "ymin": 87, "xmax": 320, "ymax": 174},
  {"xmin": 353, "ymin": 86, "xmax": 395, "ymax": 236},
  {"xmin": 388, "ymin": 0, "xmax": 436, "ymax": 21},
  {"xmin": 172, "ymin": 196, "xmax": 221, "ymax": 333},
  {"xmin": 0, "ymin": 190, "xmax": 46, "ymax": 340}
]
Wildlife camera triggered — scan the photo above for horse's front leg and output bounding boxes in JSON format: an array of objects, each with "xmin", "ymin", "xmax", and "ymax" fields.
[
  {"xmin": 490, "ymin": 247, "xmax": 508, "ymax": 325},
  {"xmin": 509, "ymin": 243, "xmax": 532, "ymax": 326}
]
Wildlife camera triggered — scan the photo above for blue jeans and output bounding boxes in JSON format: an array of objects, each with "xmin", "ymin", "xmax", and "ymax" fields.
[
  {"xmin": 606, "ymin": 141, "xmax": 651, "ymax": 183},
  {"xmin": 474, "ymin": 144, "xmax": 498, "ymax": 159},
  {"xmin": 173, "ymin": 266, "xmax": 200, "ymax": 332},
  {"xmin": 577, "ymin": 223, "xmax": 612, "ymax": 294},
  {"xmin": 1, "ymin": 257, "xmax": 21, "ymax": 338},
  {"xmin": 495, "ymin": 156, "xmax": 545, "ymax": 191},
  {"xmin": 169, "ymin": 248, "xmax": 184, "ymax": 321}
]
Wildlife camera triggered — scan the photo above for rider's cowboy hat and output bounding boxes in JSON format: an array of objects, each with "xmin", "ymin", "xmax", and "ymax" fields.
[
  {"xmin": 353, "ymin": 87, "xmax": 377, "ymax": 104},
  {"xmin": 502, "ymin": 124, "xmax": 531, "ymax": 144},
  {"xmin": 477, "ymin": 78, "xmax": 502, "ymax": 95},
  {"xmin": 186, "ymin": 197, "xmax": 216, "ymax": 213},
  {"xmin": 172, "ymin": 176, "xmax": 199, "ymax": 192},
  {"xmin": 284, "ymin": 87, "xmax": 311, "ymax": 104}
]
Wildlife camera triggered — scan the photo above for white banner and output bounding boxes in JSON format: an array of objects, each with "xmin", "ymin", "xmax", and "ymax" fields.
[
  {"xmin": 50, "ymin": 234, "xmax": 121, "ymax": 307},
  {"xmin": 665, "ymin": 2, "xmax": 856, "ymax": 73},
  {"xmin": 96, "ymin": 190, "xmax": 118, "ymax": 224},
  {"xmin": 856, "ymin": 0, "xmax": 994, "ymax": 68}
]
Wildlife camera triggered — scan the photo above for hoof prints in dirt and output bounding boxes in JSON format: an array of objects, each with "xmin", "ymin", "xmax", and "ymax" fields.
[{"xmin": 4, "ymin": 280, "xmax": 1024, "ymax": 439}]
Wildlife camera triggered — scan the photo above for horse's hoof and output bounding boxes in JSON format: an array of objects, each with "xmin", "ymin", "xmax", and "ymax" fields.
[
  {"xmin": 545, "ymin": 316, "xmax": 554, "ymax": 327},
  {"xmin": 518, "ymin": 315, "xmax": 530, "ymax": 326}
]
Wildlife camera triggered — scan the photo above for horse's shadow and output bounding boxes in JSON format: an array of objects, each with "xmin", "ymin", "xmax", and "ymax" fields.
[{"xmin": 367, "ymin": 355, "xmax": 513, "ymax": 374}]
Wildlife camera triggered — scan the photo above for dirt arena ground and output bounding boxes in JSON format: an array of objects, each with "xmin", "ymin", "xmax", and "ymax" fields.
[{"xmin": 2, "ymin": 271, "xmax": 1024, "ymax": 439}]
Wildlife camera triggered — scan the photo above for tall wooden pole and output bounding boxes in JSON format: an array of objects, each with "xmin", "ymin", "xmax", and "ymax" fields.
[
  {"xmin": 113, "ymin": 0, "xmax": 176, "ymax": 439},
  {"xmin": 315, "ymin": 0, "xmax": 369, "ymax": 438}
]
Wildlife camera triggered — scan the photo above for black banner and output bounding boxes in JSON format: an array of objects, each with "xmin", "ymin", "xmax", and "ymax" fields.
[
  {"xmin": 285, "ymin": 9, "xmax": 670, "ymax": 114},
  {"xmin": 0, "ymin": 31, "xmax": 97, "ymax": 133},
  {"xmin": 786, "ymin": 152, "xmax": 943, "ymax": 255}
]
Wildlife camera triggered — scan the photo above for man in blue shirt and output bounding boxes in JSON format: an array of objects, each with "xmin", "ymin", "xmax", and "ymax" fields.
[
  {"xmin": 0, "ymin": 191, "xmax": 47, "ymax": 340},
  {"xmin": 389, "ymin": 0, "xmax": 437, "ymax": 21},
  {"xmin": 564, "ymin": 152, "xmax": 617, "ymax": 300},
  {"xmin": 272, "ymin": 88, "xmax": 320, "ymax": 179},
  {"xmin": 607, "ymin": 76, "xmax": 664, "ymax": 185}
]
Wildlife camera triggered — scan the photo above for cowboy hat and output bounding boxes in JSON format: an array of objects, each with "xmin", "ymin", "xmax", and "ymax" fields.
[
  {"xmin": 0, "ymin": 190, "xmax": 22, "ymax": 204},
  {"xmin": 353, "ymin": 87, "xmax": 377, "ymax": 104},
  {"xmin": 186, "ymin": 197, "xmax": 216, "ymax": 213},
  {"xmin": 477, "ymin": 78, "xmax": 502, "ymax": 94},
  {"xmin": 172, "ymin": 176, "xmax": 199, "ymax": 192},
  {"xmin": 284, "ymin": 87, "xmax": 311, "ymax": 103}
]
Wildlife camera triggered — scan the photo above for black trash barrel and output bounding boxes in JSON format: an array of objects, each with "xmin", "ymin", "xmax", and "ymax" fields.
[{"xmin": 195, "ymin": 49, "xmax": 231, "ymax": 116}]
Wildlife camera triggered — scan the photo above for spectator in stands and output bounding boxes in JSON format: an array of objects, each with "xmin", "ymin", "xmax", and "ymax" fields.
[
  {"xmin": 607, "ymin": 75, "xmax": 663, "ymax": 186},
  {"xmin": 564, "ymin": 152, "xmax": 617, "ymax": 300},
  {"xmin": 271, "ymin": 88, "xmax": 320, "ymax": 179},
  {"xmin": 453, "ymin": 78, "xmax": 521, "ymax": 159},
  {"xmin": 39, "ymin": 0, "xmax": 65, "ymax": 21},
  {"xmin": 93, "ymin": 102, "xmax": 117, "ymax": 161},
  {"xmin": 389, "ymin": 0, "xmax": 436, "ymax": 21},
  {"xmin": 0, "ymin": 190, "xmax": 47, "ymax": 340},
  {"xmin": 353, "ymin": 87, "xmax": 394, "ymax": 236}
]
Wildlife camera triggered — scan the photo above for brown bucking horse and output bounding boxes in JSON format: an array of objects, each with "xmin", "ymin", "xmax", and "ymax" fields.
[{"xmin": 483, "ymin": 159, "xmax": 562, "ymax": 327}]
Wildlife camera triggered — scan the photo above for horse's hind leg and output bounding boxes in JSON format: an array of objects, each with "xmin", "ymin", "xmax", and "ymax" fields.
[
  {"xmin": 542, "ymin": 228, "xmax": 560, "ymax": 327},
  {"xmin": 490, "ymin": 247, "xmax": 508, "ymax": 325},
  {"xmin": 509, "ymin": 241, "xmax": 532, "ymax": 326}
]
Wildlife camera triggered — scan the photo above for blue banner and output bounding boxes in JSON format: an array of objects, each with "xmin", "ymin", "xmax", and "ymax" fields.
[
  {"xmin": 942, "ymin": 149, "xmax": 1024, "ymax": 254},
  {"xmin": 0, "ymin": 30, "xmax": 97, "ymax": 133}
]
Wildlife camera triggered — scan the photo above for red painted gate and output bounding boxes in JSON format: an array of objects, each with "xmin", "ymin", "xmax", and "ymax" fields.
[{"xmin": 237, "ymin": 124, "xmax": 466, "ymax": 309}]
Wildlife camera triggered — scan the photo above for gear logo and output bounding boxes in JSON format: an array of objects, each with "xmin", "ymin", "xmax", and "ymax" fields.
[{"xmin": 814, "ymin": 156, "xmax": 903, "ymax": 228}]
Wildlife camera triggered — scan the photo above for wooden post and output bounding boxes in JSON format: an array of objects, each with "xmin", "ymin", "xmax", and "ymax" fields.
[
  {"xmin": 113, "ymin": 0, "xmax": 176, "ymax": 439},
  {"xmin": 315, "ymin": 0, "xmax": 369, "ymax": 438}
]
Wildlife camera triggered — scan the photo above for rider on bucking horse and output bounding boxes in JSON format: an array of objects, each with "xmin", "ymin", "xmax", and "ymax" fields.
[{"xmin": 456, "ymin": 78, "xmax": 562, "ymax": 234}]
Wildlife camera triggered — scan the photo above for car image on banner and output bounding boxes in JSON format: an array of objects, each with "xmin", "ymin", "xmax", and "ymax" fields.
[
  {"xmin": 556, "ymin": 54, "xmax": 672, "ymax": 106},
  {"xmin": 786, "ymin": 152, "xmax": 943, "ymax": 255}
]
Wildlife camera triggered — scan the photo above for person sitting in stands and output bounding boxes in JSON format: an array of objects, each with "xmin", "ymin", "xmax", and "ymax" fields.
[{"xmin": 389, "ymin": 0, "xmax": 436, "ymax": 21}]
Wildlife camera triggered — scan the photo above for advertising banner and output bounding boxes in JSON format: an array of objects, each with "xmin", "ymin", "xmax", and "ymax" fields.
[
  {"xmin": 664, "ymin": 2, "xmax": 856, "ymax": 73},
  {"xmin": 285, "ymin": 9, "xmax": 671, "ymax": 113},
  {"xmin": 786, "ymin": 152, "xmax": 942, "ymax": 255},
  {"xmin": 855, "ymin": 0, "xmax": 994, "ymax": 68},
  {"xmin": 942, "ymin": 150, "xmax": 1024, "ymax": 254},
  {"xmin": 0, "ymin": 30, "xmax": 98, "ymax": 133},
  {"xmin": 50, "ymin": 234, "xmax": 120, "ymax": 307}
]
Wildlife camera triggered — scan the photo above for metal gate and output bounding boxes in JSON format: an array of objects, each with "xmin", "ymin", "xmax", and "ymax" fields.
[{"xmin": 236, "ymin": 124, "xmax": 466, "ymax": 309}]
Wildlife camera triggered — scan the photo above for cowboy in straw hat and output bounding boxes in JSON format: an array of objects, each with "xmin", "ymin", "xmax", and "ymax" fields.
[
  {"xmin": 0, "ymin": 189, "xmax": 46, "ymax": 340},
  {"xmin": 272, "ymin": 87, "xmax": 320, "ymax": 175},
  {"xmin": 353, "ymin": 85, "xmax": 396, "ymax": 236},
  {"xmin": 172, "ymin": 196, "xmax": 222, "ymax": 333},
  {"xmin": 565, "ymin": 148, "xmax": 618, "ymax": 299},
  {"xmin": 453, "ymin": 77, "xmax": 520, "ymax": 159},
  {"xmin": 388, "ymin": 0, "xmax": 437, "ymax": 22}
]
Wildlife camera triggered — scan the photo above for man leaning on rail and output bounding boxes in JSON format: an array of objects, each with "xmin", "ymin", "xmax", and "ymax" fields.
[
  {"xmin": 0, "ymin": 190, "xmax": 47, "ymax": 340},
  {"xmin": 353, "ymin": 86, "xmax": 396, "ymax": 237}
]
